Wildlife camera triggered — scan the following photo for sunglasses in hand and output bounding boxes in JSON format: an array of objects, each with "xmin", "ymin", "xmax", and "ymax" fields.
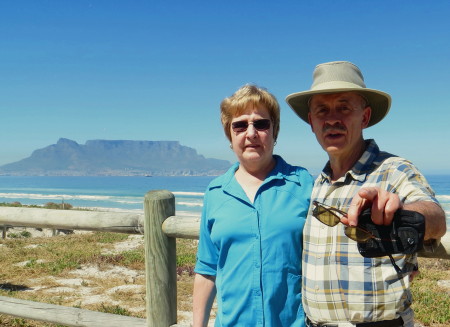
[
  {"xmin": 231, "ymin": 119, "xmax": 271, "ymax": 133},
  {"xmin": 312, "ymin": 201, "xmax": 402, "ymax": 273},
  {"xmin": 312, "ymin": 200, "xmax": 390, "ymax": 242}
]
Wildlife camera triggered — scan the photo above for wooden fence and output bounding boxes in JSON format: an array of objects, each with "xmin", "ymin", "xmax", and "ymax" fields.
[{"xmin": 0, "ymin": 190, "xmax": 449, "ymax": 326}]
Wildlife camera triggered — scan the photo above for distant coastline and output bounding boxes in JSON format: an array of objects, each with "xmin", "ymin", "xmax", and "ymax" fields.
[{"xmin": 0, "ymin": 171, "xmax": 225, "ymax": 177}]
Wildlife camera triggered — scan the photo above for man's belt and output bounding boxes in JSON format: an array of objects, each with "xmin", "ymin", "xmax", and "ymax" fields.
[{"xmin": 306, "ymin": 317, "xmax": 404, "ymax": 327}]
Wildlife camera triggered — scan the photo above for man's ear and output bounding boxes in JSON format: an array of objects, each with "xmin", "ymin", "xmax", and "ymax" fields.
[{"xmin": 362, "ymin": 106, "xmax": 371, "ymax": 128}]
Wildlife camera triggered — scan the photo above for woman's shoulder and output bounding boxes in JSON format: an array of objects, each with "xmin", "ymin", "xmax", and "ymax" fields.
[
  {"xmin": 275, "ymin": 155, "xmax": 313, "ymax": 179},
  {"xmin": 207, "ymin": 174, "xmax": 226, "ymax": 189},
  {"xmin": 206, "ymin": 162, "xmax": 239, "ymax": 191}
]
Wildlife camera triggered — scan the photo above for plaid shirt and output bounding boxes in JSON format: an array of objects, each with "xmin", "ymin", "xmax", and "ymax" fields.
[{"xmin": 302, "ymin": 139, "xmax": 439, "ymax": 326}]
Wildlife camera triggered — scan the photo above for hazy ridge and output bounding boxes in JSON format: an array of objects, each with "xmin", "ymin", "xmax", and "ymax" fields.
[{"xmin": 0, "ymin": 138, "xmax": 231, "ymax": 176}]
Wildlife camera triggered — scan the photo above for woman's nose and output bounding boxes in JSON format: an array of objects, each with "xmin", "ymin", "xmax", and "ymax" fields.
[{"xmin": 246, "ymin": 124, "xmax": 258, "ymax": 137}]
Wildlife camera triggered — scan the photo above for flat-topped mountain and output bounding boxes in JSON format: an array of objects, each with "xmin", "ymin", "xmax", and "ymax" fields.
[{"xmin": 0, "ymin": 138, "xmax": 231, "ymax": 176}]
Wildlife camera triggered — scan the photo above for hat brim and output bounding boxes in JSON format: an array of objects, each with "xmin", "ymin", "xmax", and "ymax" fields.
[{"xmin": 286, "ymin": 88, "xmax": 391, "ymax": 127}]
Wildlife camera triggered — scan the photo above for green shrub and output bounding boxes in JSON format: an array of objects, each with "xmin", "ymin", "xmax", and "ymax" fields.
[
  {"xmin": 20, "ymin": 231, "xmax": 32, "ymax": 238},
  {"xmin": 44, "ymin": 202, "xmax": 73, "ymax": 210},
  {"xmin": 122, "ymin": 250, "xmax": 145, "ymax": 265},
  {"xmin": 95, "ymin": 232, "xmax": 129, "ymax": 243},
  {"xmin": 98, "ymin": 304, "xmax": 132, "ymax": 316}
]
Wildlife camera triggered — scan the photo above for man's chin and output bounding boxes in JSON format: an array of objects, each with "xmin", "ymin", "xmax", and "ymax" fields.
[{"xmin": 322, "ymin": 144, "xmax": 344, "ymax": 155}]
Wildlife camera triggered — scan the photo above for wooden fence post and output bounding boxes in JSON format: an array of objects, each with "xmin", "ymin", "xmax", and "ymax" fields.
[{"xmin": 144, "ymin": 190, "xmax": 177, "ymax": 327}]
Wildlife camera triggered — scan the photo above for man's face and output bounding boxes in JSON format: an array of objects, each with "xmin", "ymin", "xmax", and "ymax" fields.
[{"xmin": 308, "ymin": 92, "xmax": 371, "ymax": 158}]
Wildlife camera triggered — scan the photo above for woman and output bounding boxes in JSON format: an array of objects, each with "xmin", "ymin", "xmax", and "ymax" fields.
[{"xmin": 193, "ymin": 85, "xmax": 313, "ymax": 326}]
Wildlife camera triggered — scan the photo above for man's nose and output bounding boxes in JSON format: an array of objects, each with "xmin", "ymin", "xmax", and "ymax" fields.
[{"xmin": 324, "ymin": 109, "xmax": 343, "ymax": 125}]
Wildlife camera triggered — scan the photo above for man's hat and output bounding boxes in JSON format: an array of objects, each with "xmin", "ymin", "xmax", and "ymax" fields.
[{"xmin": 285, "ymin": 61, "xmax": 391, "ymax": 127}]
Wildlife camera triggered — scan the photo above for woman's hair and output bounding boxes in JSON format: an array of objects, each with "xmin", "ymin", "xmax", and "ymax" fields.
[{"xmin": 220, "ymin": 84, "xmax": 280, "ymax": 142}]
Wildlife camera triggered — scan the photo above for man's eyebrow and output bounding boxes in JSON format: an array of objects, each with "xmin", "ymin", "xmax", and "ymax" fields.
[{"xmin": 311, "ymin": 103, "xmax": 327, "ymax": 110}]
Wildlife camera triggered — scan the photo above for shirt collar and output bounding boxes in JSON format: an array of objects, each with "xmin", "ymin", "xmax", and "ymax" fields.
[
  {"xmin": 265, "ymin": 155, "xmax": 299, "ymax": 184},
  {"xmin": 209, "ymin": 155, "xmax": 298, "ymax": 191},
  {"xmin": 318, "ymin": 139, "xmax": 380, "ymax": 184}
]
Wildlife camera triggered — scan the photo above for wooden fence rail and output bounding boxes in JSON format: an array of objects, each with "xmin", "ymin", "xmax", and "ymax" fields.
[
  {"xmin": 0, "ymin": 207, "xmax": 144, "ymax": 235},
  {"xmin": 0, "ymin": 190, "xmax": 449, "ymax": 327},
  {"xmin": 161, "ymin": 216, "xmax": 450, "ymax": 259},
  {"xmin": 0, "ymin": 190, "xmax": 185, "ymax": 327},
  {"xmin": 0, "ymin": 296, "xmax": 147, "ymax": 327}
]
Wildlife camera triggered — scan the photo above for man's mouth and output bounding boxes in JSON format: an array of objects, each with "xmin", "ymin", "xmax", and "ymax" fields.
[
  {"xmin": 325, "ymin": 132, "xmax": 344, "ymax": 139},
  {"xmin": 323, "ymin": 125, "xmax": 346, "ymax": 139}
]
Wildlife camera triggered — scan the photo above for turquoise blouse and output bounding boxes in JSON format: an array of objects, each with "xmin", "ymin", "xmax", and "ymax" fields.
[{"xmin": 195, "ymin": 155, "xmax": 313, "ymax": 326}]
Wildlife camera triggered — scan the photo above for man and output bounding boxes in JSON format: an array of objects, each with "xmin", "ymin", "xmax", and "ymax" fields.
[{"xmin": 286, "ymin": 61, "xmax": 446, "ymax": 327}]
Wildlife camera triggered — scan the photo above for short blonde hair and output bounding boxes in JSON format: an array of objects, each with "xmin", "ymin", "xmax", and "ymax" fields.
[{"xmin": 220, "ymin": 84, "xmax": 280, "ymax": 142}]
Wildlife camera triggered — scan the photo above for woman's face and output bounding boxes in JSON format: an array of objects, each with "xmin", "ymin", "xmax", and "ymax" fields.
[{"xmin": 230, "ymin": 103, "xmax": 275, "ymax": 169}]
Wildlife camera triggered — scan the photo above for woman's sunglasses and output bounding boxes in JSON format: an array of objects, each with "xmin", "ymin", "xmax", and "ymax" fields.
[
  {"xmin": 231, "ymin": 119, "xmax": 271, "ymax": 133},
  {"xmin": 312, "ymin": 201, "xmax": 402, "ymax": 273}
]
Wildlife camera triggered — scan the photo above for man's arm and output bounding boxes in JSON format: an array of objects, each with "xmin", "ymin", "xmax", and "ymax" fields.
[
  {"xmin": 193, "ymin": 273, "xmax": 216, "ymax": 327},
  {"xmin": 345, "ymin": 187, "xmax": 447, "ymax": 240},
  {"xmin": 403, "ymin": 200, "xmax": 446, "ymax": 240}
]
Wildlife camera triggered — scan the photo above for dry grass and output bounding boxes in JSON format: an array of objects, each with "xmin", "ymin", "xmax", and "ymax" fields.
[
  {"xmin": 0, "ymin": 230, "xmax": 448, "ymax": 326},
  {"xmin": 0, "ymin": 231, "xmax": 197, "ymax": 326},
  {"xmin": 411, "ymin": 257, "xmax": 450, "ymax": 326}
]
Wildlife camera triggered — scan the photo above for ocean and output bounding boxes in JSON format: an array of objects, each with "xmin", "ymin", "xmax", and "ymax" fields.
[
  {"xmin": 0, "ymin": 176, "xmax": 214, "ymax": 216},
  {"xmin": 0, "ymin": 175, "xmax": 449, "ymax": 226}
]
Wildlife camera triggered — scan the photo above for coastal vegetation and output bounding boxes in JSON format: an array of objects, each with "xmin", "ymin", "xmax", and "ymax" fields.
[
  {"xmin": 0, "ymin": 202, "xmax": 73, "ymax": 210},
  {"xmin": 0, "ymin": 232, "xmax": 198, "ymax": 326},
  {"xmin": 0, "ymin": 202, "xmax": 448, "ymax": 326},
  {"xmin": 0, "ymin": 231, "xmax": 448, "ymax": 326}
]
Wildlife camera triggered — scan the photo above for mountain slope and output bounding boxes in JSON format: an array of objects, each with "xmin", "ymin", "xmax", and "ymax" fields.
[{"xmin": 0, "ymin": 138, "xmax": 231, "ymax": 176}]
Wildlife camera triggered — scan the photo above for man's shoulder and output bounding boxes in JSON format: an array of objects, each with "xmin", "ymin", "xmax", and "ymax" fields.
[
  {"xmin": 361, "ymin": 144, "xmax": 428, "ymax": 186},
  {"xmin": 374, "ymin": 149, "xmax": 415, "ymax": 169},
  {"xmin": 357, "ymin": 140, "xmax": 410, "ymax": 174}
]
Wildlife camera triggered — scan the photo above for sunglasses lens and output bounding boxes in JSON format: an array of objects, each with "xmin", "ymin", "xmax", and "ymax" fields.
[
  {"xmin": 313, "ymin": 206, "xmax": 340, "ymax": 227},
  {"xmin": 313, "ymin": 202, "xmax": 378, "ymax": 243},
  {"xmin": 344, "ymin": 226, "xmax": 372, "ymax": 242},
  {"xmin": 232, "ymin": 121, "xmax": 248, "ymax": 132},
  {"xmin": 253, "ymin": 119, "xmax": 271, "ymax": 130},
  {"xmin": 231, "ymin": 119, "xmax": 271, "ymax": 132}
]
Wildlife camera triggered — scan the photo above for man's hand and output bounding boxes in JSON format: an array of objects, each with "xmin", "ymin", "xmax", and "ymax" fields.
[{"xmin": 342, "ymin": 187, "xmax": 402, "ymax": 227}]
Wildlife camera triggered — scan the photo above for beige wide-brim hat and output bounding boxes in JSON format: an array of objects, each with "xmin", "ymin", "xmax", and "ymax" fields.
[{"xmin": 286, "ymin": 61, "xmax": 391, "ymax": 127}]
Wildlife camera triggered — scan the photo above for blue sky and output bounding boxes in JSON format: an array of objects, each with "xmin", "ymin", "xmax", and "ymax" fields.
[{"xmin": 1, "ymin": 1, "xmax": 449, "ymax": 175}]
